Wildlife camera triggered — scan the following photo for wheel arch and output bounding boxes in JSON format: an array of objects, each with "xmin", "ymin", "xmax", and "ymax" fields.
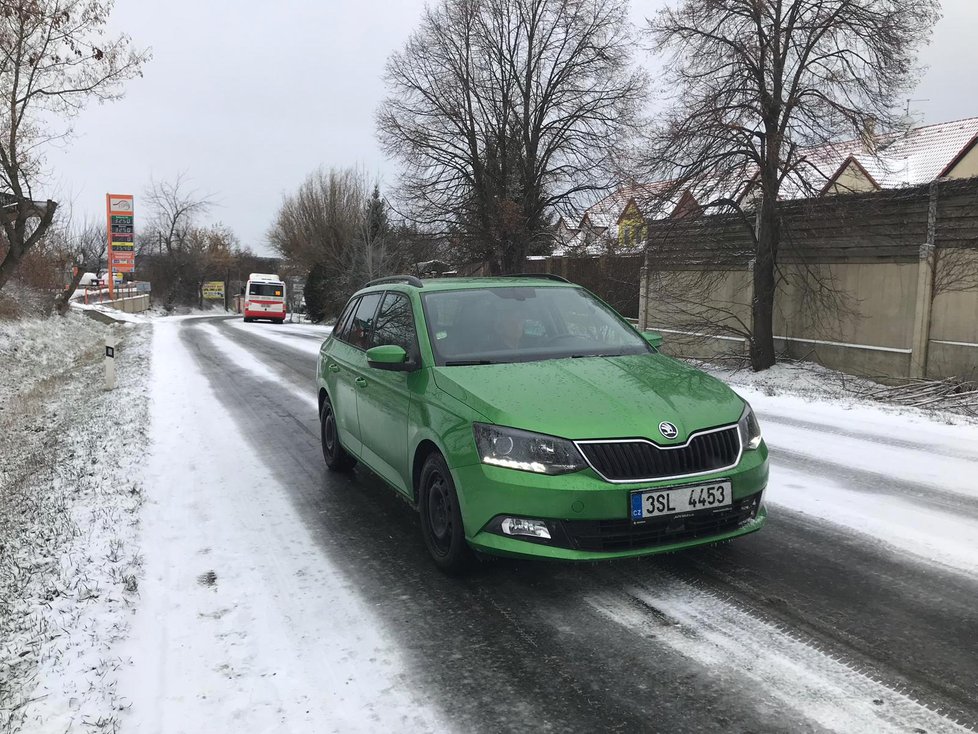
[{"xmin": 411, "ymin": 438, "xmax": 444, "ymax": 505}]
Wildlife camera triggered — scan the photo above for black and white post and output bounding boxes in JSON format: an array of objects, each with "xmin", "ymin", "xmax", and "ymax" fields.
[{"xmin": 105, "ymin": 334, "xmax": 116, "ymax": 390}]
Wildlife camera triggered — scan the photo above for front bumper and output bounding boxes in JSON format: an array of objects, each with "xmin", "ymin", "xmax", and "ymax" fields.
[{"xmin": 452, "ymin": 442, "xmax": 768, "ymax": 561}]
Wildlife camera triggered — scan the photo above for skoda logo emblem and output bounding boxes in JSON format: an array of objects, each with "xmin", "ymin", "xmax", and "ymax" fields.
[{"xmin": 659, "ymin": 421, "xmax": 679, "ymax": 439}]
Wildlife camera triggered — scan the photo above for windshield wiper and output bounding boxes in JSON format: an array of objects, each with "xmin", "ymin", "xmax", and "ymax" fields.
[{"xmin": 444, "ymin": 359, "xmax": 496, "ymax": 366}]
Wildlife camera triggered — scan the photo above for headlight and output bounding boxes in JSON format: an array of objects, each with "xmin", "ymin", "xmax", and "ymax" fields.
[
  {"xmin": 473, "ymin": 423, "xmax": 587, "ymax": 475},
  {"xmin": 738, "ymin": 404, "xmax": 762, "ymax": 450}
]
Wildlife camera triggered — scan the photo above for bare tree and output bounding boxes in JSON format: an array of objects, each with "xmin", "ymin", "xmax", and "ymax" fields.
[
  {"xmin": 0, "ymin": 0, "xmax": 148, "ymax": 293},
  {"xmin": 182, "ymin": 222, "xmax": 236, "ymax": 309},
  {"xmin": 143, "ymin": 173, "xmax": 213, "ymax": 256},
  {"xmin": 54, "ymin": 219, "xmax": 104, "ymax": 313},
  {"xmin": 378, "ymin": 0, "xmax": 646, "ymax": 273},
  {"xmin": 141, "ymin": 174, "xmax": 214, "ymax": 304},
  {"xmin": 641, "ymin": 0, "xmax": 939, "ymax": 370},
  {"xmin": 268, "ymin": 167, "xmax": 365, "ymax": 272},
  {"xmin": 268, "ymin": 167, "xmax": 373, "ymax": 319}
]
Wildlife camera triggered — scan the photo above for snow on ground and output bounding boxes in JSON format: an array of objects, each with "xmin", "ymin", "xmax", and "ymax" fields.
[
  {"xmin": 197, "ymin": 323, "xmax": 319, "ymax": 409},
  {"xmin": 700, "ymin": 361, "xmax": 978, "ymax": 578},
  {"xmin": 70, "ymin": 301, "xmax": 153, "ymax": 324},
  {"xmin": 117, "ymin": 319, "xmax": 445, "ymax": 733},
  {"xmin": 224, "ymin": 318, "xmax": 331, "ymax": 356},
  {"xmin": 588, "ymin": 576, "xmax": 972, "ymax": 734},
  {"xmin": 0, "ymin": 313, "xmax": 150, "ymax": 733}
]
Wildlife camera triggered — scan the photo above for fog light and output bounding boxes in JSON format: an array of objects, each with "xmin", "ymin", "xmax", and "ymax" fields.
[{"xmin": 500, "ymin": 517, "xmax": 551, "ymax": 540}]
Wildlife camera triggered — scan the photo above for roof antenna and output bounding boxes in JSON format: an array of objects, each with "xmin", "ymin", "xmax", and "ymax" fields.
[{"xmin": 901, "ymin": 99, "xmax": 928, "ymax": 132}]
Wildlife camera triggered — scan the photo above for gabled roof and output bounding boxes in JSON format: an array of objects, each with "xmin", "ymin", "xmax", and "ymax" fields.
[
  {"xmin": 819, "ymin": 155, "xmax": 882, "ymax": 196},
  {"xmin": 939, "ymin": 131, "xmax": 978, "ymax": 177},
  {"xmin": 799, "ymin": 116, "xmax": 978, "ymax": 191}
]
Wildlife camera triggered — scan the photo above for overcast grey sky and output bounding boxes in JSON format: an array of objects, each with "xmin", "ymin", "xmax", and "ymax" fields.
[{"xmin": 51, "ymin": 0, "xmax": 977, "ymax": 256}]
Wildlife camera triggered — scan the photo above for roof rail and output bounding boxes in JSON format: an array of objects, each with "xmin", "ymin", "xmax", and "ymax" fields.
[
  {"xmin": 365, "ymin": 275, "xmax": 424, "ymax": 288},
  {"xmin": 506, "ymin": 273, "xmax": 570, "ymax": 283}
]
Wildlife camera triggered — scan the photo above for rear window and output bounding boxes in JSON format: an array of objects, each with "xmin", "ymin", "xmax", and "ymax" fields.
[{"xmin": 249, "ymin": 283, "xmax": 283, "ymax": 297}]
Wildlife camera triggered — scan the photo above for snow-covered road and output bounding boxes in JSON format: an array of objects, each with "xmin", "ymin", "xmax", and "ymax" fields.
[{"xmin": 124, "ymin": 315, "xmax": 978, "ymax": 733}]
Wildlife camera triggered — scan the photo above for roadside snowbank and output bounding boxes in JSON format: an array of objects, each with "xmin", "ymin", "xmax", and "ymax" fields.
[
  {"xmin": 117, "ymin": 320, "xmax": 446, "ymax": 733},
  {"xmin": 0, "ymin": 314, "xmax": 151, "ymax": 732}
]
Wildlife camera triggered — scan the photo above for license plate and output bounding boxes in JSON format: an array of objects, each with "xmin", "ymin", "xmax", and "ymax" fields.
[{"xmin": 630, "ymin": 480, "xmax": 732, "ymax": 522}]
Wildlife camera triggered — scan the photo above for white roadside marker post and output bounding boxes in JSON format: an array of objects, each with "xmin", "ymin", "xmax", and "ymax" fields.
[{"xmin": 105, "ymin": 334, "xmax": 116, "ymax": 390}]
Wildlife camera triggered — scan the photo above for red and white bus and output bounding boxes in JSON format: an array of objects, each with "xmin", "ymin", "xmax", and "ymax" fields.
[{"xmin": 244, "ymin": 273, "xmax": 287, "ymax": 323}]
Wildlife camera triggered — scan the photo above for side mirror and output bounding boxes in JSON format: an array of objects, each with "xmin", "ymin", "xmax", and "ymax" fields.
[
  {"xmin": 366, "ymin": 344, "xmax": 413, "ymax": 371},
  {"xmin": 643, "ymin": 331, "xmax": 663, "ymax": 349}
]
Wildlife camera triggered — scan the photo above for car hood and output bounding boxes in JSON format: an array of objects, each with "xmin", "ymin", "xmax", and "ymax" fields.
[{"xmin": 431, "ymin": 353, "xmax": 744, "ymax": 442}]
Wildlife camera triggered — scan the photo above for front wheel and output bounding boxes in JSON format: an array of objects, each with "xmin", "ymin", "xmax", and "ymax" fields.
[
  {"xmin": 418, "ymin": 453, "xmax": 472, "ymax": 574},
  {"xmin": 320, "ymin": 394, "xmax": 356, "ymax": 471}
]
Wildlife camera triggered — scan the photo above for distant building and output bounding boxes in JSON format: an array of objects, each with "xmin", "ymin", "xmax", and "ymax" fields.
[{"xmin": 555, "ymin": 116, "xmax": 978, "ymax": 255}]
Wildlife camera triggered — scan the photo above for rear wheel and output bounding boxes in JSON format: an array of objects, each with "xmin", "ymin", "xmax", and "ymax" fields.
[
  {"xmin": 418, "ymin": 453, "xmax": 472, "ymax": 574},
  {"xmin": 320, "ymin": 394, "xmax": 355, "ymax": 471},
  {"xmin": 243, "ymin": 317, "xmax": 252, "ymax": 323}
]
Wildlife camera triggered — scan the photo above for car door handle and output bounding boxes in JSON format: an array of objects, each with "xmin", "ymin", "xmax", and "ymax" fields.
[
  {"xmin": 355, "ymin": 377, "xmax": 367, "ymax": 388},
  {"xmin": 328, "ymin": 363, "xmax": 340, "ymax": 373}
]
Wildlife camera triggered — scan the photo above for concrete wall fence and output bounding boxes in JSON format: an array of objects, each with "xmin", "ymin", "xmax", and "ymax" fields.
[
  {"xmin": 108, "ymin": 294, "xmax": 151, "ymax": 314},
  {"xmin": 634, "ymin": 178, "xmax": 978, "ymax": 382}
]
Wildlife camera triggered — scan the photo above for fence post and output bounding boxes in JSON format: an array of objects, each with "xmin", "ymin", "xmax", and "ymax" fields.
[{"xmin": 910, "ymin": 181, "xmax": 939, "ymax": 379}]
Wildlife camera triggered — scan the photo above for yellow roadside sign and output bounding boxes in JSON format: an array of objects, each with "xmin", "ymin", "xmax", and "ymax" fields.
[{"xmin": 203, "ymin": 281, "xmax": 225, "ymax": 300}]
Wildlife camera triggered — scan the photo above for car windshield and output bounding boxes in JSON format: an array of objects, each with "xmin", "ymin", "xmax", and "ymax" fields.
[{"xmin": 421, "ymin": 285, "xmax": 650, "ymax": 365}]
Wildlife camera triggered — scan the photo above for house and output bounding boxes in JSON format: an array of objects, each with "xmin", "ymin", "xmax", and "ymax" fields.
[{"xmin": 555, "ymin": 116, "xmax": 978, "ymax": 253}]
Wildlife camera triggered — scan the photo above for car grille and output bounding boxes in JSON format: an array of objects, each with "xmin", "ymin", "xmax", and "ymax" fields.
[
  {"xmin": 577, "ymin": 426, "xmax": 740, "ymax": 482},
  {"xmin": 554, "ymin": 494, "xmax": 761, "ymax": 553}
]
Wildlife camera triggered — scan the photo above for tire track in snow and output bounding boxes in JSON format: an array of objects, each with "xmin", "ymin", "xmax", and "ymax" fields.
[
  {"xmin": 588, "ymin": 569, "xmax": 976, "ymax": 734},
  {"xmin": 757, "ymin": 411, "xmax": 978, "ymax": 462},
  {"xmin": 768, "ymin": 446, "xmax": 978, "ymax": 520}
]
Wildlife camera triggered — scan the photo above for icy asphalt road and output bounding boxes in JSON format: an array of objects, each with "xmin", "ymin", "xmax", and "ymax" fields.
[{"xmin": 137, "ymin": 315, "xmax": 978, "ymax": 734}]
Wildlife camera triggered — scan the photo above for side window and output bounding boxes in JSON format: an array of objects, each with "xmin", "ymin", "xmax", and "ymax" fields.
[
  {"xmin": 371, "ymin": 292, "xmax": 419, "ymax": 359},
  {"xmin": 347, "ymin": 292, "xmax": 383, "ymax": 350},
  {"xmin": 333, "ymin": 297, "xmax": 359, "ymax": 343}
]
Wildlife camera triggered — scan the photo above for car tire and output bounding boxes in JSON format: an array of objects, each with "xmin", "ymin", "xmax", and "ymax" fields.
[
  {"xmin": 418, "ymin": 452, "xmax": 472, "ymax": 574},
  {"xmin": 320, "ymin": 394, "xmax": 356, "ymax": 472},
  {"xmin": 243, "ymin": 317, "xmax": 252, "ymax": 323}
]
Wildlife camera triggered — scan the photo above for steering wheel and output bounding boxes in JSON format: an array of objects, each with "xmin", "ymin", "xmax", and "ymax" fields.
[{"xmin": 545, "ymin": 333, "xmax": 589, "ymax": 346}]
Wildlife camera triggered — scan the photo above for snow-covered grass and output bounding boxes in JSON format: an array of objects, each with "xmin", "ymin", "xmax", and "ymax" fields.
[
  {"xmin": 703, "ymin": 359, "xmax": 978, "ymax": 426},
  {"xmin": 0, "ymin": 313, "xmax": 150, "ymax": 733}
]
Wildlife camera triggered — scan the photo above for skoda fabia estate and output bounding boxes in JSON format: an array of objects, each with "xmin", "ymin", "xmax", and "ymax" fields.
[{"xmin": 317, "ymin": 275, "xmax": 768, "ymax": 573}]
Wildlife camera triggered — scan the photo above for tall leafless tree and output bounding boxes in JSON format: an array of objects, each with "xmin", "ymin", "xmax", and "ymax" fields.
[
  {"xmin": 377, "ymin": 0, "xmax": 646, "ymax": 273},
  {"xmin": 54, "ymin": 219, "xmax": 104, "ymax": 313},
  {"xmin": 0, "ymin": 0, "xmax": 148, "ymax": 293},
  {"xmin": 143, "ymin": 173, "xmax": 213, "ymax": 257},
  {"xmin": 642, "ymin": 0, "xmax": 939, "ymax": 370},
  {"xmin": 140, "ymin": 174, "xmax": 218, "ymax": 305}
]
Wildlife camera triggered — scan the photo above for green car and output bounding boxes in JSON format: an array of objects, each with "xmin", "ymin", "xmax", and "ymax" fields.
[{"xmin": 317, "ymin": 275, "xmax": 768, "ymax": 572}]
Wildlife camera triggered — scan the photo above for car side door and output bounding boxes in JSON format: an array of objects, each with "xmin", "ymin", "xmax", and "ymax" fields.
[
  {"xmin": 322, "ymin": 292, "xmax": 383, "ymax": 457},
  {"xmin": 354, "ymin": 290, "xmax": 421, "ymax": 497}
]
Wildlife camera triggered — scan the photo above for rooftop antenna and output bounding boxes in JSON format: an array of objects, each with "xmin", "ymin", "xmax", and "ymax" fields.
[{"xmin": 901, "ymin": 99, "xmax": 928, "ymax": 131}]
